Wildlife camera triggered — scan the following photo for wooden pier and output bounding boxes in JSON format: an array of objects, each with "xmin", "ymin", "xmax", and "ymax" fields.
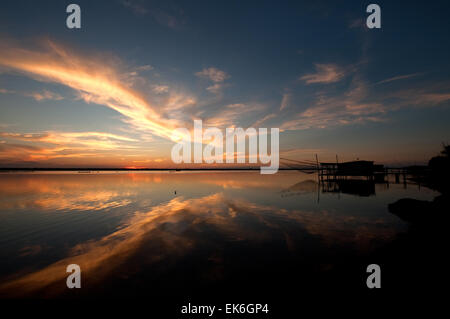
[
  {"xmin": 279, "ymin": 156, "xmax": 423, "ymax": 198},
  {"xmin": 318, "ymin": 160, "xmax": 386, "ymax": 182}
]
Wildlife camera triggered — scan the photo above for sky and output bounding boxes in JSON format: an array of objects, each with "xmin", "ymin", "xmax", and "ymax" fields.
[{"xmin": 0, "ymin": 0, "xmax": 449, "ymax": 168}]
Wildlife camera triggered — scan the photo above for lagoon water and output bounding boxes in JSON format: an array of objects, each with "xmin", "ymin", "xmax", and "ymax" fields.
[{"xmin": 0, "ymin": 171, "xmax": 438, "ymax": 298}]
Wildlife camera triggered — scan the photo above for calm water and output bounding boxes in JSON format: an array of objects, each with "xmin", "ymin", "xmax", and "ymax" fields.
[{"xmin": 0, "ymin": 171, "xmax": 438, "ymax": 298}]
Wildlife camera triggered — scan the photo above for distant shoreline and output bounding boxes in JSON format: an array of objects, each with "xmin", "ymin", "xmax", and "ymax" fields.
[
  {"xmin": 0, "ymin": 166, "xmax": 421, "ymax": 172},
  {"xmin": 0, "ymin": 167, "xmax": 311, "ymax": 172}
]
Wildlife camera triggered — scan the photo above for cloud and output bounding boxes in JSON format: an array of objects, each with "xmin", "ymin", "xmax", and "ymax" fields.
[
  {"xmin": 282, "ymin": 76, "xmax": 386, "ymax": 130},
  {"xmin": 300, "ymin": 63, "xmax": 346, "ymax": 84},
  {"xmin": 136, "ymin": 64, "xmax": 153, "ymax": 72},
  {"xmin": 0, "ymin": 131, "xmax": 141, "ymax": 162},
  {"xmin": 280, "ymin": 92, "xmax": 291, "ymax": 111},
  {"xmin": 26, "ymin": 89, "xmax": 63, "ymax": 101},
  {"xmin": 0, "ymin": 38, "xmax": 194, "ymax": 141},
  {"xmin": 121, "ymin": 0, "xmax": 184, "ymax": 29},
  {"xmin": 282, "ymin": 69, "xmax": 450, "ymax": 131},
  {"xmin": 391, "ymin": 90, "xmax": 450, "ymax": 107},
  {"xmin": 121, "ymin": 0, "xmax": 148, "ymax": 15},
  {"xmin": 0, "ymin": 131, "xmax": 137, "ymax": 144},
  {"xmin": 251, "ymin": 113, "xmax": 277, "ymax": 128},
  {"xmin": 205, "ymin": 103, "xmax": 263, "ymax": 128},
  {"xmin": 195, "ymin": 67, "xmax": 230, "ymax": 95},
  {"xmin": 151, "ymin": 84, "xmax": 169, "ymax": 94},
  {"xmin": 0, "ymin": 88, "xmax": 14, "ymax": 94},
  {"xmin": 206, "ymin": 83, "xmax": 226, "ymax": 94},
  {"xmin": 195, "ymin": 67, "xmax": 229, "ymax": 83},
  {"xmin": 151, "ymin": 9, "xmax": 180, "ymax": 29},
  {"xmin": 418, "ymin": 93, "xmax": 450, "ymax": 104},
  {"xmin": 375, "ymin": 73, "xmax": 423, "ymax": 85},
  {"xmin": 1, "ymin": 87, "xmax": 63, "ymax": 101},
  {"xmin": 348, "ymin": 18, "xmax": 364, "ymax": 29}
]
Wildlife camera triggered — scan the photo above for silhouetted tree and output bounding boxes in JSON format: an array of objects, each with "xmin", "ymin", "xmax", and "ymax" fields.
[
  {"xmin": 440, "ymin": 143, "xmax": 450, "ymax": 157},
  {"xmin": 429, "ymin": 143, "xmax": 450, "ymax": 167},
  {"xmin": 428, "ymin": 143, "xmax": 450, "ymax": 193}
]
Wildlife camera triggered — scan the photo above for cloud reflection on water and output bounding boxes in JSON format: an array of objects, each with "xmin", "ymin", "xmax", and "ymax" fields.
[{"xmin": 0, "ymin": 180, "xmax": 400, "ymax": 297}]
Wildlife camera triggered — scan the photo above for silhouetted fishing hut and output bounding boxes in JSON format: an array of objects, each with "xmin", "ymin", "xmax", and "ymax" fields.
[{"xmin": 319, "ymin": 160, "xmax": 385, "ymax": 181}]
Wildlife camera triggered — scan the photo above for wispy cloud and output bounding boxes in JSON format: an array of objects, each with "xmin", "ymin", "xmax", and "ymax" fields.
[
  {"xmin": 206, "ymin": 83, "xmax": 229, "ymax": 94},
  {"xmin": 205, "ymin": 103, "xmax": 263, "ymax": 128},
  {"xmin": 0, "ymin": 131, "xmax": 137, "ymax": 144},
  {"xmin": 390, "ymin": 90, "xmax": 450, "ymax": 107},
  {"xmin": 418, "ymin": 93, "xmax": 450, "ymax": 104},
  {"xmin": 348, "ymin": 18, "xmax": 364, "ymax": 29},
  {"xmin": 121, "ymin": 0, "xmax": 148, "ymax": 15},
  {"xmin": 280, "ymin": 92, "xmax": 291, "ymax": 111},
  {"xmin": 195, "ymin": 67, "xmax": 230, "ymax": 95},
  {"xmin": 151, "ymin": 84, "xmax": 169, "ymax": 94},
  {"xmin": 300, "ymin": 63, "xmax": 346, "ymax": 84},
  {"xmin": 26, "ymin": 89, "xmax": 63, "ymax": 101},
  {"xmin": 282, "ymin": 75, "xmax": 386, "ymax": 130},
  {"xmin": 282, "ymin": 70, "xmax": 450, "ymax": 131},
  {"xmin": 375, "ymin": 72, "xmax": 422, "ymax": 85},
  {"xmin": 195, "ymin": 67, "xmax": 229, "ymax": 83},
  {"xmin": 0, "ymin": 38, "xmax": 194, "ymax": 141},
  {"xmin": 135, "ymin": 64, "xmax": 153, "ymax": 72},
  {"xmin": 0, "ymin": 130, "xmax": 143, "ymax": 164},
  {"xmin": 252, "ymin": 113, "xmax": 277, "ymax": 128},
  {"xmin": 121, "ymin": 0, "xmax": 184, "ymax": 29},
  {"xmin": 1, "ymin": 87, "xmax": 63, "ymax": 101},
  {"xmin": 0, "ymin": 88, "xmax": 15, "ymax": 94}
]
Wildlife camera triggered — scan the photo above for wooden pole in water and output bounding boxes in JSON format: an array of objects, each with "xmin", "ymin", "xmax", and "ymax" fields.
[
  {"xmin": 315, "ymin": 154, "xmax": 322, "ymax": 197},
  {"xmin": 315, "ymin": 154, "xmax": 322, "ymax": 183},
  {"xmin": 335, "ymin": 154, "xmax": 339, "ymax": 180}
]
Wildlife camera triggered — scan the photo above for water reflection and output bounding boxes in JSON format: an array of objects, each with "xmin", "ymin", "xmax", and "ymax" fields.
[
  {"xmin": 321, "ymin": 179, "xmax": 376, "ymax": 197},
  {"xmin": 0, "ymin": 171, "xmax": 438, "ymax": 297}
]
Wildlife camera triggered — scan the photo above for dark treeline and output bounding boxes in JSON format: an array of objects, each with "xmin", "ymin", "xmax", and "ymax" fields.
[
  {"xmin": 427, "ymin": 143, "xmax": 450, "ymax": 193},
  {"xmin": 381, "ymin": 144, "xmax": 450, "ymax": 293}
]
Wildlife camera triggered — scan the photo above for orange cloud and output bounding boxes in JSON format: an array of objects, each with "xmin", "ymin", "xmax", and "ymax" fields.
[
  {"xmin": 0, "ymin": 130, "xmax": 145, "ymax": 163},
  {"xmin": 0, "ymin": 38, "xmax": 194, "ymax": 141},
  {"xmin": 26, "ymin": 89, "xmax": 63, "ymax": 101},
  {"xmin": 300, "ymin": 63, "xmax": 346, "ymax": 84},
  {"xmin": 195, "ymin": 67, "xmax": 229, "ymax": 83}
]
